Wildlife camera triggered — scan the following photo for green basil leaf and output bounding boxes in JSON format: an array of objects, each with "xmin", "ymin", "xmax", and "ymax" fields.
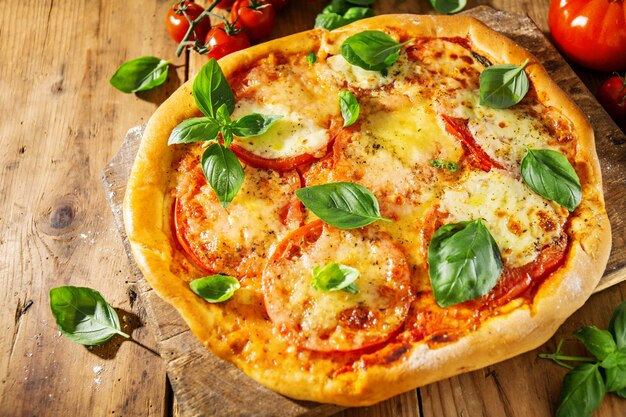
[
  {"xmin": 295, "ymin": 182, "xmax": 391, "ymax": 229},
  {"xmin": 347, "ymin": 0, "xmax": 376, "ymax": 5},
  {"xmin": 609, "ymin": 301, "xmax": 626, "ymax": 349},
  {"xmin": 575, "ymin": 326, "xmax": 617, "ymax": 361},
  {"xmin": 201, "ymin": 143, "xmax": 245, "ymax": 208},
  {"xmin": 306, "ymin": 51, "xmax": 317, "ymax": 65},
  {"xmin": 339, "ymin": 91, "xmax": 360, "ymax": 127},
  {"xmin": 109, "ymin": 56, "xmax": 169, "ymax": 94},
  {"xmin": 429, "ymin": 159, "xmax": 460, "ymax": 172},
  {"xmin": 428, "ymin": 219, "xmax": 503, "ymax": 307},
  {"xmin": 341, "ymin": 30, "xmax": 409, "ymax": 71},
  {"xmin": 556, "ymin": 364, "xmax": 605, "ymax": 417},
  {"xmin": 602, "ymin": 353, "xmax": 626, "ymax": 388},
  {"xmin": 343, "ymin": 7, "xmax": 375, "ymax": 22},
  {"xmin": 231, "ymin": 113, "xmax": 282, "ymax": 137},
  {"xmin": 194, "ymin": 59, "xmax": 235, "ymax": 118},
  {"xmin": 315, "ymin": 12, "xmax": 348, "ymax": 30},
  {"xmin": 617, "ymin": 388, "xmax": 626, "ymax": 399},
  {"xmin": 49, "ymin": 286, "xmax": 129, "ymax": 346},
  {"xmin": 312, "ymin": 263, "xmax": 360, "ymax": 293},
  {"xmin": 190, "ymin": 275, "xmax": 240, "ymax": 303},
  {"xmin": 429, "ymin": 0, "xmax": 467, "ymax": 14},
  {"xmin": 168, "ymin": 117, "xmax": 220, "ymax": 145},
  {"xmin": 479, "ymin": 59, "xmax": 529, "ymax": 109},
  {"xmin": 330, "ymin": 0, "xmax": 349, "ymax": 14},
  {"xmin": 521, "ymin": 149, "xmax": 582, "ymax": 212},
  {"xmin": 215, "ymin": 103, "xmax": 234, "ymax": 146}
]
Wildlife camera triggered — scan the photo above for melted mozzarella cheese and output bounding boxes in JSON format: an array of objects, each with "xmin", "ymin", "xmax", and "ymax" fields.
[{"xmin": 439, "ymin": 170, "xmax": 568, "ymax": 267}]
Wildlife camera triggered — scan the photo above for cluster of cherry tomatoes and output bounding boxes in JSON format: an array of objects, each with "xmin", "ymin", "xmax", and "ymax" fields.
[{"xmin": 165, "ymin": 0, "xmax": 289, "ymax": 61}]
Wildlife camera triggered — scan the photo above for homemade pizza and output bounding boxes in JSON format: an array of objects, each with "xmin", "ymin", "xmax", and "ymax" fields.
[{"xmin": 123, "ymin": 14, "xmax": 611, "ymax": 406}]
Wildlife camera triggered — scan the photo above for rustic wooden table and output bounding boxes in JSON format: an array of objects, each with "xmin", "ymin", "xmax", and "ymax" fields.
[{"xmin": 2, "ymin": 1, "xmax": 625, "ymax": 416}]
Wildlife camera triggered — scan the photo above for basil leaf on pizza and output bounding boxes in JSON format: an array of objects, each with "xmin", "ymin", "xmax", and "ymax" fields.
[
  {"xmin": 429, "ymin": 159, "xmax": 460, "ymax": 172},
  {"xmin": 341, "ymin": 30, "xmax": 410, "ymax": 71},
  {"xmin": 190, "ymin": 275, "xmax": 240, "ymax": 303},
  {"xmin": 339, "ymin": 91, "xmax": 360, "ymax": 127},
  {"xmin": 429, "ymin": 0, "xmax": 467, "ymax": 14},
  {"xmin": 428, "ymin": 219, "xmax": 503, "ymax": 307},
  {"xmin": 556, "ymin": 364, "xmax": 605, "ymax": 417},
  {"xmin": 49, "ymin": 286, "xmax": 129, "ymax": 345},
  {"xmin": 574, "ymin": 326, "xmax": 617, "ymax": 361},
  {"xmin": 312, "ymin": 263, "xmax": 360, "ymax": 294},
  {"xmin": 306, "ymin": 51, "xmax": 317, "ymax": 65},
  {"xmin": 521, "ymin": 149, "xmax": 582, "ymax": 211},
  {"xmin": 168, "ymin": 117, "xmax": 220, "ymax": 145},
  {"xmin": 194, "ymin": 58, "xmax": 235, "ymax": 118},
  {"xmin": 201, "ymin": 143, "xmax": 245, "ymax": 208},
  {"xmin": 296, "ymin": 182, "xmax": 390, "ymax": 229},
  {"xmin": 231, "ymin": 113, "xmax": 283, "ymax": 137},
  {"xmin": 109, "ymin": 56, "xmax": 169, "ymax": 93},
  {"xmin": 479, "ymin": 59, "xmax": 529, "ymax": 108},
  {"xmin": 609, "ymin": 301, "xmax": 626, "ymax": 348}
]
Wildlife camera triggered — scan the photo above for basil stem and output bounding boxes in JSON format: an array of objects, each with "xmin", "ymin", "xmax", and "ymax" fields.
[
  {"xmin": 428, "ymin": 219, "xmax": 502, "ymax": 307},
  {"xmin": 479, "ymin": 59, "xmax": 529, "ymax": 109},
  {"xmin": 201, "ymin": 143, "xmax": 245, "ymax": 208},
  {"xmin": 339, "ymin": 91, "xmax": 360, "ymax": 127},
  {"xmin": 109, "ymin": 56, "xmax": 169, "ymax": 94},
  {"xmin": 49, "ymin": 286, "xmax": 129, "ymax": 346},
  {"xmin": 312, "ymin": 263, "xmax": 360, "ymax": 294},
  {"xmin": 190, "ymin": 275, "xmax": 240, "ymax": 303}
]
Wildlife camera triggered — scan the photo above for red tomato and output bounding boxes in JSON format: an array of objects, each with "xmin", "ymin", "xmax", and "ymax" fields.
[
  {"xmin": 548, "ymin": 0, "xmax": 626, "ymax": 72},
  {"xmin": 231, "ymin": 0, "xmax": 276, "ymax": 42},
  {"xmin": 266, "ymin": 0, "xmax": 289, "ymax": 10},
  {"xmin": 214, "ymin": 0, "xmax": 236, "ymax": 9},
  {"xmin": 204, "ymin": 24, "xmax": 251, "ymax": 61},
  {"xmin": 166, "ymin": 1, "xmax": 211, "ymax": 44},
  {"xmin": 596, "ymin": 74, "xmax": 626, "ymax": 129}
]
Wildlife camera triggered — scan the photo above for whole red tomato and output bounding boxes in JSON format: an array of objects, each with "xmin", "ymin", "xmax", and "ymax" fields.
[
  {"xmin": 214, "ymin": 0, "xmax": 236, "ymax": 9},
  {"xmin": 548, "ymin": 0, "xmax": 626, "ymax": 72},
  {"xmin": 166, "ymin": 1, "xmax": 211, "ymax": 44},
  {"xmin": 204, "ymin": 23, "xmax": 251, "ymax": 60},
  {"xmin": 596, "ymin": 74, "xmax": 626, "ymax": 129},
  {"xmin": 231, "ymin": 0, "xmax": 276, "ymax": 42}
]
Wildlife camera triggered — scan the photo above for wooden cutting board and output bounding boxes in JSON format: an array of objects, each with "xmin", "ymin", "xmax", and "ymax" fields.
[{"xmin": 102, "ymin": 6, "xmax": 626, "ymax": 417}]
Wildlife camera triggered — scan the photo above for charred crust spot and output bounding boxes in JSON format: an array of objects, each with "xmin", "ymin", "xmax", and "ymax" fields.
[{"xmin": 384, "ymin": 345, "xmax": 410, "ymax": 364}]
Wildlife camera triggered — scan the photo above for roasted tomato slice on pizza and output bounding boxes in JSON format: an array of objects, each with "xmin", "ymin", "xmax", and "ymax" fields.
[{"xmin": 124, "ymin": 15, "xmax": 611, "ymax": 407}]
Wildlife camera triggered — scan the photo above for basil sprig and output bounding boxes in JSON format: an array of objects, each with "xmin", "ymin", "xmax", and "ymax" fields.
[
  {"xmin": 339, "ymin": 91, "xmax": 360, "ymax": 127},
  {"xmin": 295, "ymin": 182, "xmax": 390, "ymax": 229},
  {"xmin": 428, "ymin": 219, "xmax": 502, "ymax": 307},
  {"xmin": 109, "ymin": 56, "xmax": 170, "ymax": 94},
  {"xmin": 540, "ymin": 301, "xmax": 626, "ymax": 416},
  {"xmin": 190, "ymin": 275, "xmax": 240, "ymax": 303},
  {"xmin": 521, "ymin": 148, "xmax": 581, "ymax": 212},
  {"xmin": 312, "ymin": 263, "xmax": 360, "ymax": 294},
  {"xmin": 479, "ymin": 59, "xmax": 529, "ymax": 109},
  {"xmin": 168, "ymin": 59, "xmax": 281, "ymax": 207},
  {"xmin": 429, "ymin": 0, "xmax": 467, "ymax": 14},
  {"xmin": 49, "ymin": 286, "xmax": 130, "ymax": 346},
  {"xmin": 341, "ymin": 30, "xmax": 412, "ymax": 72},
  {"xmin": 314, "ymin": 4, "xmax": 375, "ymax": 31}
]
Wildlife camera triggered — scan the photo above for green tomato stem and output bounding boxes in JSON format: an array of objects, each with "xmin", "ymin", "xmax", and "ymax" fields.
[{"xmin": 176, "ymin": 0, "xmax": 222, "ymax": 57}]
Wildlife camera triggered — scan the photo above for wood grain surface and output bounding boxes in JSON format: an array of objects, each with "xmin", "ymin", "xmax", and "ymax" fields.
[{"xmin": 1, "ymin": 1, "xmax": 625, "ymax": 417}]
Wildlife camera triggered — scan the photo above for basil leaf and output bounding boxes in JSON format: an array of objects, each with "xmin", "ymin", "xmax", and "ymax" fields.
[
  {"xmin": 346, "ymin": 0, "xmax": 376, "ymax": 5},
  {"xmin": 194, "ymin": 59, "xmax": 235, "ymax": 118},
  {"xmin": 168, "ymin": 117, "xmax": 220, "ymax": 145},
  {"xmin": 312, "ymin": 263, "xmax": 360, "ymax": 293},
  {"xmin": 609, "ymin": 301, "xmax": 626, "ymax": 349},
  {"xmin": 49, "ymin": 286, "xmax": 129, "ymax": 346},
  {"xmin": 574, "ymin": 326, "xmax": 617, "ymax": 361},
  {"xmin": 617, "ymin": 388, "xmax": 626, "ymax": 399},
  {"xmin": 479, "ymin": 59, "xmax": 529, "ymax": 109},
  {"xmin": 315, "ymin": 12, "xmax": 348, "ymax": 30},
  {"xmin": 201, "ymin": 143, "xmax": 245, "ymax": 208},
  {"xmin": 315, "ymin": 5, "xmax": 374, "ymax": 30},
  {"xmin": 429, "ymin": 0, "xmax": 467, "ymax": 14},
  {"xmin": 521, "ymin": 149, "xmax": 582, "ymax": 212},
  {"xmin": 190, "ymin": 275, "xmax": 240, "ymax": 303},
  {"xmin": 306, "ymin": 51, "xmax": 317, "ymax": 65},
  {"xmin": 602, "ymin": 352, "xmax": 626, "ymax": 382},
  {"xmin": 339, "ymin": 91, "xmax": 360, "ymax": 127},
  {"xmin": 428, "ymin": 219, "xmax": 503, "ymax": 307},
  {"xmin": 295, "ymin": 182, "xmax": 391, "ymax": 229},
  {"xmin": 231, "ymin": 114, "xmax": 282, "ymax": 137},
  {"xmin": 330, "ymin": 0, "xmax": 349, "ymax": 14},
  {"xmin": 429, "ymin": 159, "xmax": 460, "ymax": 172},
  {"xmin": 341, "ymin": 31, "xmax": 409, "ymax": 71},
  {"xmin": 109, "ymin": 56, "xmax": 169, "ymax": 94},
  {"xmin": 343, "ymin": 7, "xmax": 375, "ymax": 22},
  {"xmin": 556, "ymin": 364, "xmax": 605, "ymax": 417}
]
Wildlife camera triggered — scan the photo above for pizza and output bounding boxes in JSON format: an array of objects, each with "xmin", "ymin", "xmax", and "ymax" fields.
[{"xmin": 123, "ymin": 14, "xmax": 611, "ymax": 406}]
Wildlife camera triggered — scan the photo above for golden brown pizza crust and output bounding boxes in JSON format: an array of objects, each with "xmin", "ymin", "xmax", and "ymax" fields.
[{"xmin": 123, "ymin": 14, "xmax": 611, "ymax": 406}]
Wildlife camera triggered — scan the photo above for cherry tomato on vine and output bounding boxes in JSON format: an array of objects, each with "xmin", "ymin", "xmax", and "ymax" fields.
[
  {"xmin": 596, "ymin": 74, "xmax": 626, "ymax": 129},
  {"xmin": 266, "ymin": 0, "xmax": 289, "ymax": 10},
  {"xmin": 166, "ymin": 1, "xmax": 211, "ymax": 44},
  {"xmin": 548, "ymin": 0, "xmax": 626, "ymax": 72},
  {"xmin": 204, "ymin": 23, "xmax": 251, "ymax": 61},
  {"xmin": 231, "ymin": 0, "xmax": 276, "ymax": 42},
  {"xmin": 214, "ymin": 0, "xmax": 237, "ymax": 9}
]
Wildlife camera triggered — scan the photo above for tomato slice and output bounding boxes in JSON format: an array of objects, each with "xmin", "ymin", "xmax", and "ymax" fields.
[
  {"xmin": 441, "ymin": 115, "xmax": 503, "ymax": 172},
  {"xmin": 230, "ymin": 143, "xmax": 319, "ymax": 171},
  {"xmin": 263, "ymin": 221, "xmax": 414, "ymax": 352}
]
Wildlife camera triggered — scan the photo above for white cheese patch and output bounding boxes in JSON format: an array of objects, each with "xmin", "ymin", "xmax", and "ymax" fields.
[{"xmin": 439, "ymin": 169, "xmax": 567, "ymax": 267}]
